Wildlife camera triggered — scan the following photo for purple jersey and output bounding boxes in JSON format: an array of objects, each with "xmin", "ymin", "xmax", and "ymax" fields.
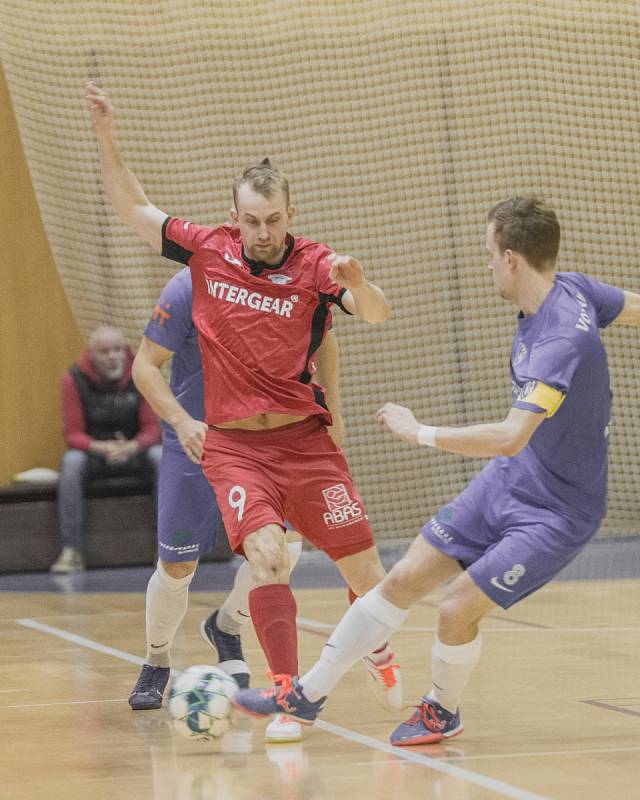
[
  {"xmin": 143, "ymin": 268, "xmax": 204, "ymax": 446},
  {"xmin": 487, "ymin": 271, "xmax": 624, "ymax": 521}
]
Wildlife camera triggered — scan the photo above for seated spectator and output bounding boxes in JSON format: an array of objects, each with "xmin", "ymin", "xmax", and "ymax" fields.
[{"xmin": 51, "ymin": 325, "xmax": 162, "ymax": 573}]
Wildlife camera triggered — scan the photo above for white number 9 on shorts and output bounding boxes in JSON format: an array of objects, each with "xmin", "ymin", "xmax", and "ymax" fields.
[{"xmin": 228, "ymin": 485, "xmax": 247, "ymax": 522}]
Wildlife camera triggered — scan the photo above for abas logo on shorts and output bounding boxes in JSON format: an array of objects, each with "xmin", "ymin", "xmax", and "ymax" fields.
[{"xmin": 322, "ymin": 483, "xmax": 363, "ymax": 528}]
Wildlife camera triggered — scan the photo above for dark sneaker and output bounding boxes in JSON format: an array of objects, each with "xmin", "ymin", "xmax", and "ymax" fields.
[
  {"xmin": 200, "ymin": 610, "xmax": 251, "ymax": 689},
  {"xmin": 232, "ymin": 675, "xmax": 325, "ymax": 724},
  {"xmin": 390, "ymin": 697, "xmax": 463, "ymax": 746},
  {"xmin": 128, "ymin": 664, "xmax": 171, "ymax": 710}
]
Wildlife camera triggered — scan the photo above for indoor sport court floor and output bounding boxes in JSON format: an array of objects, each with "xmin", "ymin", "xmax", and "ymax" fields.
[{"xmin": 2, "ymin": 539, "xmax": 640, "ymax": 800}]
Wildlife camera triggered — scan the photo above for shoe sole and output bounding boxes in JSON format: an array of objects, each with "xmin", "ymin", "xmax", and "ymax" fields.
[
  {"xmin": 129, "ymin": 699, "xmax": 163, "ymax": 711},
  {"xmin": 50, "ymin": 567, "xmax": 82, "ymax": 573},
  {"xmin": 391, "ymin": 724, "xmax": 464, "ymax": 746},
  {"xmin": 264, "ymin": 732, "xmax": 304, "ymax": 743},
  {"xmin": 230, "ymin": 698, "xmax": 316, "ymax": 726}
]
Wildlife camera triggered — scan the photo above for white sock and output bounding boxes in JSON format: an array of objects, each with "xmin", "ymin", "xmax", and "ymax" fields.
[
  {"xmin": 145, "ymin": 562, "xmax": 194, "ymax": 667},
  {"xmin": 427, "ymin": 634, "xmax": 482, "ymax": 713},
  {"xmin": 301, "ymin": 587, "xmax": 408, "ymax": 701},
  {"xmin": 286, "ymin": 540, "xmax": 303, "ymax": 573},
  {"xmin": 218, "ymin": 541, "xmax": 303, "ymax": 634}
]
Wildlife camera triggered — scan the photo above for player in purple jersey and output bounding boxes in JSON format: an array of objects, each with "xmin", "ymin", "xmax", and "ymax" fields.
[
  {"xmin": 128, "ymin": 267, "xmax": 343, "ymax": 743},
  {"xmin": 233, "ymin": 196, "xmax": 640, "ymax": 743}
]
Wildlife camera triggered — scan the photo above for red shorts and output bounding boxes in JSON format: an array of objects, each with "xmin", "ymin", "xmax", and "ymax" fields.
[{"xmin": 202, "ymin": 417, "xmax": 375, "ymax": 561}]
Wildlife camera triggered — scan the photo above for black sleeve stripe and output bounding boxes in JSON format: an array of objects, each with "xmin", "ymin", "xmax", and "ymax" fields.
[
  {"xmin": 299, "ymin": 303, "xmax": 331, "ymax": 384},
  {"xmin": 320, "ymin": 287, "xmax": 353, "ymax": 315},
  {"xmin": 161, "ymin": 217, "xmax": 195, "ymax": 265}
]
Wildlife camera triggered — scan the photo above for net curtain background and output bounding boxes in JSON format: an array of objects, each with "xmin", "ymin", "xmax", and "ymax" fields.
[{"xmin": 1, "ymin": 0, "xmax": 639, "ymax": 540}]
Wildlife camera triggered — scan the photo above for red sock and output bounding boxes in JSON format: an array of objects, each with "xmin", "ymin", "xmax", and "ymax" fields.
[
  {"xmin": 348, "ymin": 586, "xmax": 387, "ymax": 654},
  {"xmin": 249, "ymin": 584, "xmax": 298, "ymax": 678}
]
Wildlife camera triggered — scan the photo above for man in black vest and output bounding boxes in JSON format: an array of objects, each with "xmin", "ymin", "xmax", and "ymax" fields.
[{"xmin": 51, "ymin": 325, "xmax": 162, "ymax": 573}]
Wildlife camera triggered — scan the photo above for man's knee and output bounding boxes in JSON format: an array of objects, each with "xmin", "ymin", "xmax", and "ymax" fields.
[
  {"xmin": 59, "ymin": 449, "xmax": 89, "ymax": 477},
  {"xmin": 160, "ymin": 559, "xmax": 198, "ymax": 579},
  {"xmin": 380, "ymin": 556, "xmax": 424, "ymax": 605},
  {"xmin": 437, "ymin": 580, "xmax": 493, "ymax": 641},
  {"xmin": 243, "ymin": 527, "xmax": 289, "ymax": 585}
]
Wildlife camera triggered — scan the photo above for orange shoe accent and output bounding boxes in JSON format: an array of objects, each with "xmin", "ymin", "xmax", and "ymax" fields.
[{"xmin": 376, "ymin": 656, "xmax": 400, "ymax": 689}]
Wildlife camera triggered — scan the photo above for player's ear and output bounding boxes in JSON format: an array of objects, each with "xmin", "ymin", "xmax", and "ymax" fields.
[
  {"xmin": 229, "ymin": 207, "xmax": 239, "ymax": 225},
  {"xmin": 287, "ymin": 205, "xmax": 297, "ymax": 224}
]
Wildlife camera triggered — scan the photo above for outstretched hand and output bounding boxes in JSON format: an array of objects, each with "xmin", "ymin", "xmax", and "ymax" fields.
[
  {"xmin": 86, "ymin": 81, "xmax": 113, "ymax": 137},
  {"xmin": 328, "ymin": 253, "xmax": 366, "ymax": 291},
  {"xmin": 376, "ymin": 402, "xmax": 421, "ymax": 445}
]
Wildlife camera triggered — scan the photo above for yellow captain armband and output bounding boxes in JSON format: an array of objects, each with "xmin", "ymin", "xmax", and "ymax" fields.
[{"xmin": 523, "ymin": 381, "xmax": 566, "ymax": 418}]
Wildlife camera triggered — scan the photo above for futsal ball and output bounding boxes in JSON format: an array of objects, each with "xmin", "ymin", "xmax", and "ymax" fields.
[{"xmin": 167, "ymin": 665, "xmax": 238, "ymax": 740}]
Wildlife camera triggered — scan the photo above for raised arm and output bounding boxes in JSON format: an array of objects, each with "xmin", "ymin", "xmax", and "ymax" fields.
[
  {"xmin": 329, "ymin": 254, "xmax": 389, "ymax": 323},
  {"xmin": 376, "ymin": 403, "xmax": 545, "ymax": 459},
  {"xmin": 315, "ymin": 329, "xmax": 344, "ymax": 447},
  {"xmin": 132, "ymin": 336, "xmax": 207, "ymax": 464},
  {"xmin": 610, "ymin": 290, "xmax": 640, "ymax": 326},
  {"xmin": 87, "ymin": 82, "xmax": 166, "ymax": 252}
]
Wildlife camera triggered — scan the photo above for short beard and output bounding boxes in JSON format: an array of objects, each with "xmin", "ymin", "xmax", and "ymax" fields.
[{"xmin": 101, "ymin": 362, "xmax": 125, "ymax": 382}]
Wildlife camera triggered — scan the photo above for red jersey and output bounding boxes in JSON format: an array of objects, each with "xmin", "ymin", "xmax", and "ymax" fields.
[{"xmin": 161, "ymin": 218, "xmax": 350, "ymax": 425}]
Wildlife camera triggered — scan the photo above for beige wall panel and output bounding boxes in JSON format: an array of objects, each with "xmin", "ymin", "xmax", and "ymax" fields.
[{"xmin": 0, "ymin": 61, "xmax": 84, "ymax": 484}]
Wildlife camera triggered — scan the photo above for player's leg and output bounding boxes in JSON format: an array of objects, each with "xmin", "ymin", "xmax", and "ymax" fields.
[
  {"xmin": 279, "ymin": 422, "xmax": 401, "ymax": 710},
  {"xmin": 199, "ymin": 528, "xmax": 302, "ymax": 700},
  {"xmin": 200, "ymin": 528, "xmax": 304, "ymax": 742},
  {"xmin": 389, "ymin": 570, "xmax": 492, "ymax": 746},
  {"xmin": 129, "ymin": 557, "xmax": 199, "ymax": 711},
  {"xmin": 391, "ymin": 496, "xmax": 602, "ymax": 745},
  {"xmin": 334, "ymin": 545, "xmax": 403, "ymax": 710},
  {"xmin": 129, "ymin": 443, "xmax": 221, "ymax": 710},
  {"xmin": 202, "ymin": 530, "xmax": 302, "ymax": 666},
  {"xmin": 303, "ymin": 536, "xmax": 460, "ymax": 701},
  {"xmin": 232, "ymin": 533, "xmax": 460, "ymax": 722},
  {"xmin": 242, "ymin": 523, "xmax": 299, "ymax": 676},
  {"xmin": 201, "ymin": 426, "xmax": 301, "ymax": 684}
]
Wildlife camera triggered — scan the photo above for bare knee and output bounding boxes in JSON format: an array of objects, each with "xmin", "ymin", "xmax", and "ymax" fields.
[
  {"xmin": 437, "ymin": 587, "xmax": 490, "ymax": 644},
  {"xmin": 244, "ymin": 527, "xmax": 289, "ymax": 585},
  {"xmin": 160, "ymin": 559, "xmax": 198, "ymax": 579},
  {"xmin": 379, "ymin": 556, "xmax": 430, "ymax": 607}
]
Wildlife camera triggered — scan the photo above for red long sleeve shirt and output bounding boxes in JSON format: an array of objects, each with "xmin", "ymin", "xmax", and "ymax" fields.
[{"xmin": 61, "ymin": 347, "xmax": 161, "ymax": 452}]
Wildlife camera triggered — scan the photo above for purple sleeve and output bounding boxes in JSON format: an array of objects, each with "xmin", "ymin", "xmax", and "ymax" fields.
[
  {"xmin": 513, "ymin": 336, "xmax": 580, "ymax": 414},
  {"xmin": 566, "ymin": 272, "xmax": 625, "ymax": 328},
  {"xmin": 143, "ymin": 269, "xmax": 193, "ymax": 353}
]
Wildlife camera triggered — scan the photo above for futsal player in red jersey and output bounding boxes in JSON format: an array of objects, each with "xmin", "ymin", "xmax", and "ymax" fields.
[{"xmin": 87, "ymin": 83, "xmax": 402, "ymax": 715}]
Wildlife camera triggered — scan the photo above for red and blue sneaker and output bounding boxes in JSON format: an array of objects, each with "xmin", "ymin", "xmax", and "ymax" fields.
[
  {"xmin": 390, "ymin": 697, "xmax": 463, "ymax": 746},
  {"xmin": 232, "ymin": 675, "xmax": 325, "ymax": 725}
]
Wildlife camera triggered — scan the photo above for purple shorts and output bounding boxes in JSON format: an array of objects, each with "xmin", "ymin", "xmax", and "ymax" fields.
[
  {"xmin": 422, "ymin": 467, "xmax": 601, "ymax": 609},
  {"xmin": 157, "ymin": 439, "xmax": 222, "ymax": 562}
]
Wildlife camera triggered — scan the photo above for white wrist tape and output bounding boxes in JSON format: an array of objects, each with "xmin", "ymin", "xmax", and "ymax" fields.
[{"xmin": 417, "ymin": 425, "xmax": 438, "ymax": 447}]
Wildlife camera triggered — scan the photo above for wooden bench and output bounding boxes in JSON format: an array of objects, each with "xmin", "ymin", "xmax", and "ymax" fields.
[{"xmin": 0, "ymin": 478, "xmax": 232, "ymax": 574}]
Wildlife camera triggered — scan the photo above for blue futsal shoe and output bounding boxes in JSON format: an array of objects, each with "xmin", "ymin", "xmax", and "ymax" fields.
[
  {"xmin": 232, "ymin": 675, "xmax": 325, "ymax": 724},
  {"xmin": 128, "ymin": 664, "xmax": 171, "ymax": 710},
  {"xmin": 390, "ymin": 697, "xmax": 463, "ymax": 746}
]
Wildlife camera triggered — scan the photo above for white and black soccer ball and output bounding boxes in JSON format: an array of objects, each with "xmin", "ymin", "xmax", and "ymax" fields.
[{"xmin": 167, "ymin": 665, "xmax": 238, "ymax": 740}]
